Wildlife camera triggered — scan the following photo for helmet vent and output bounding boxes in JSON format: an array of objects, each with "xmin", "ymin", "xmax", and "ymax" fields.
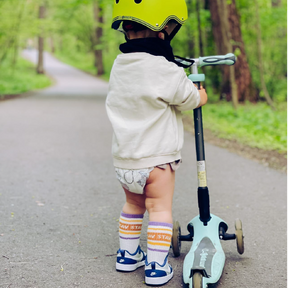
[
  {"xmin": 115, "ymin": 0, "xmax": 119, "ymax": 3},
  {"xmin": 134, "ymin": 0, "xmax": 142, "ymax": 3}
]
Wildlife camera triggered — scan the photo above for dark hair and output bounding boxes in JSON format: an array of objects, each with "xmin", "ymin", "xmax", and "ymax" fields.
[
  {"xmin": 122, "ymin": 20, "xmax": 148, "ymax": 32},
  {"xmin": 168, "ymin": 19, "xmax": 178, "ymax": 25}
]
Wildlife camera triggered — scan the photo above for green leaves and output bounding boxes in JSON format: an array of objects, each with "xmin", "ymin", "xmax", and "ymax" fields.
[{"xmin": 238, "ymin": 0, "xmax": 287, "ymax": 103}]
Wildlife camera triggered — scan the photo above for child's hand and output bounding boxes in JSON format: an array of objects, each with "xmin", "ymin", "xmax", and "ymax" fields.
[{"xmin": 196, "ymin": 85, "xmax": 208, "ymax": 108}]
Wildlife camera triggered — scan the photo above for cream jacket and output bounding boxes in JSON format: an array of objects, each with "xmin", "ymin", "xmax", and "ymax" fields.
[{"xmin": 106, "ymin": 53, "xmax": 200, "ymax": 169}]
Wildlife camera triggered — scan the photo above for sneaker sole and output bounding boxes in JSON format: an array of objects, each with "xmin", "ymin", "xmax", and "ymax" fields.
[
  {"xmin": 145, "ymin": 270, "xmax": 174, "ymax": 286},
  {"xmin": 116, "ymin": 259, "xmax": 145, "ymax": 272}
]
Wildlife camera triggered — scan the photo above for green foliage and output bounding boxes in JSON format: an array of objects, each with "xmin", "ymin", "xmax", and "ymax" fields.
[
  {"xmin": 47, "ymin": 0, "xmax": 123, "ymax": 78},
  {"xmin": 237, "ymin": 0, "xmax": 287, "ymax": 102},
  {"xmin": 0, "ymin": 55, "xmax": 52, "ymax": 95},
  {"xmin": 0, "ymin": 0, "xmax": 40, "ymax": 64},
  {"xmin": 185, "ymin": 102, "xmax": 287, "ymax": 152}
]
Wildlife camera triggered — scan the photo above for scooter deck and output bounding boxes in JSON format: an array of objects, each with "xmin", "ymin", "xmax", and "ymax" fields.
[{"xmin": 183, "ymin": 214, "xmax": 227, "ymax": 288}]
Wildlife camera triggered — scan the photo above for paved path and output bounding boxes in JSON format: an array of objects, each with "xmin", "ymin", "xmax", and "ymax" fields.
[{"xmin": 0, "ymin": 50, "xmax": 286, "ymax": 288}]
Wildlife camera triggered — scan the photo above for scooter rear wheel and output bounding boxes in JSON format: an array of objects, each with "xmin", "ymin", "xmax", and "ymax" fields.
[
  {"xmin": 235, "ymin": 218, "xmax": 244, "ymax": 254},
  {"xmin": 192, "ymin": 272, "xmax": 203, "ymax": 288},
  {"xmin": 171, "ymin": 220, "xmax": 181, "ymax": 257}
]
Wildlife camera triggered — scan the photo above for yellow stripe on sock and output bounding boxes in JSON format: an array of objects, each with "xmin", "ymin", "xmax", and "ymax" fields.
[
  {"xmin": 147, "ymin": 241, "xmax": 171, "ymax": 247},
  {"xmin": 147, "ymin": 227, "xmax": 173, "ymax": 233},
  {"xmin": 119, "ymin": 230, "xmax": 141, "ymax": 235},
  {"xmin": 120, "ymin": 218, "xmax": 143, "ymax": 223}
]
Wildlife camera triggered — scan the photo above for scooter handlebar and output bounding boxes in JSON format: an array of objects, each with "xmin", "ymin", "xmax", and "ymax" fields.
[{"xmin": 198, "ymin": 53, "xmax": 236, "ymax": 67}]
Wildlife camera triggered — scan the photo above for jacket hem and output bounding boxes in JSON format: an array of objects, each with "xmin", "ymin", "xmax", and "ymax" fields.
[{"xmin": 113, "ymin": 152, "xmax": 182, "ymax": 170}]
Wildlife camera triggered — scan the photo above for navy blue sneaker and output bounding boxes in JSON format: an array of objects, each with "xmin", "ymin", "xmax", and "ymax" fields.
[
  {"xmin": 116, "ymin": 246, "xmax": 146, "ymax": 272},
  {"xmin": 145, "ymin": 256, "xmax": 173, "ymax": 286}
]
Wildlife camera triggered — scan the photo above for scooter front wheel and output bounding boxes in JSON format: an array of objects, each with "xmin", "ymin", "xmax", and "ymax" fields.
[
  {"xmin": 192, "ymin": 272, "xmax": 203, "ymax": 288},
  {"xmin": 171, "ymin": 220, "xmax": 181, "ymax": 257},
  {"xmin": 235, "ymin": 218, "xmax": 244, "ymax": 254}
]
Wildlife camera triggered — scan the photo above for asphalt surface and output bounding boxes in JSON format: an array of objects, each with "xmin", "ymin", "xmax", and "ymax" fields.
[{"xmin": 0, "ymin": 50, "xmax": 286, "ymax": 288}]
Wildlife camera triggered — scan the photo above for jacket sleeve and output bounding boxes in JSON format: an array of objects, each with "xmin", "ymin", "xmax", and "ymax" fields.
[
  {"xmin": 162, "ymin": 68, "xmax": 200, "ymax": 111},
  {"xmin": 156, "ymin": 62, "xmax": 200, "ymax": 111},
  {"xmin": 171, "ymin": 70, "xmax": 200, "ymax": 111}
]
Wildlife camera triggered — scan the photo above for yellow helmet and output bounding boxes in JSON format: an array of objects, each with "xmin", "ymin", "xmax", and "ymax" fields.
[{"xmin": 111, "ymin": 0, "xmax": 188, "ymax": 32}]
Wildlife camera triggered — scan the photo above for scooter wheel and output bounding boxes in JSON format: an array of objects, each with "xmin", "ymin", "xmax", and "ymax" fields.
[
  {"xmin": 192, "ymin": 272, "xmax": 203, "ymax": 288},
  {"xmin": 171, "ymin": 220, "xmax": 181, "ymax": 257},
  {"xmin": 235, "ymin": 218, "xmax": 244, "ymax": 255}
]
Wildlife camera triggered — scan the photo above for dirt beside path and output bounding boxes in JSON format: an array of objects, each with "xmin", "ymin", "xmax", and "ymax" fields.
[
  {"xmin": 183, "ymin": 115, "xmax": 287, "ymax": 173},
  {"xmin": 0, "ymin": 94, "xmax": 21, "ymax": 101}
]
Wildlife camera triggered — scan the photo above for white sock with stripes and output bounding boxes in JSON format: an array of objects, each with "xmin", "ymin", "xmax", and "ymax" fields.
[
  {"xmin": 119, "ymin": 212, "xmax": 144, "ymax": 254},
  {"xmin": 147, "ymin": 221, "xmax": 173, "ymax": 264}
]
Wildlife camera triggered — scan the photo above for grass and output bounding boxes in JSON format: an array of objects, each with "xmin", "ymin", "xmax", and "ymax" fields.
[
  {"xmin": 185, "ymin": 102, "xmax": 287, "ymax": 153},
  {"xmin": 0, "ymin": 56, "xmax": 52, "ymax": 96}
]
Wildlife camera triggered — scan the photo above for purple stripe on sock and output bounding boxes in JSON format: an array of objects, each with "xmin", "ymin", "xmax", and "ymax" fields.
[
  {"xmin": 148, "ymin": 247, "xmax": 169, "ymax": 253},
  {"xmin": 120, "ymin": 236, "xmax": 140, "ymax": 240},
  {"xmin": 121, "ymin": 212, "xmax": 144, "ymax": 219},
  {"xmin": 148, "ymin": 221, "xmax": 173, "ymax": 228}
]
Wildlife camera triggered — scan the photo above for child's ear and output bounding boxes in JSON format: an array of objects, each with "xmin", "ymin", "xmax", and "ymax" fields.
[
  {"xmin": 157, "ymin": 24, "xmax": 169, "ymax": 40},
  {"xmin": 158, "ymin": 32, "xmax": 165, "ymax": 40}
]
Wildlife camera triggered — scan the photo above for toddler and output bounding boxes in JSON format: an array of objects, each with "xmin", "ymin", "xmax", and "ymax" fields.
[{"xmin": 106, "ymin": 0, "xmax": 208, "ymax": 285}]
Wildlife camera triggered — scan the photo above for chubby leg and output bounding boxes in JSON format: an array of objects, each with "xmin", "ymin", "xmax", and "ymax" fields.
[
  {"xmin": 145, "ymin": 166, "xmax": 175, "ymax": 223},
  {"xmin": 144, "ymin": 166, "xmax": 175, "ymax": 285},
  {"xmin": 122, "ymin": 188, "xmax": 146, "ymax": 215}
]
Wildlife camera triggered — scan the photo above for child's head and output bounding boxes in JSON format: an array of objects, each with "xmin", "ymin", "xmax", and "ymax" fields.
[{"xmin": 112, "ymin": 0, "xmax": 188, "ymax": 41}]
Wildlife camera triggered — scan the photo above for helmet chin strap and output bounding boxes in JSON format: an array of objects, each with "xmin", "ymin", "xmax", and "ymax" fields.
[
  {"xmin": 159, "ymin": 24, "xmax": 195, "ymax": 68},
  {"xmin": 173, "ymin": 55, "xmax": 195, "ymax": 68},
  {"xmin": 161, "ymin": 24, "xmax": 181, "ymax": 42}
]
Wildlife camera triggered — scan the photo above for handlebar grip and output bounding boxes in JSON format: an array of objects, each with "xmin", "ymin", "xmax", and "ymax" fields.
[{"xmin": 198, "ymin": 53, "xmax": 236, "ymax": 67}]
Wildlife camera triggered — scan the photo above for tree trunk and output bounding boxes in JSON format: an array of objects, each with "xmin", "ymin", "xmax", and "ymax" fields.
[
  {"xmin": 37, "ymin": 5, "xmax": 45, "ymax": 74},
  {"xmin": 209, "ymin": 0, "xmax": 230, "ymax": 100},
  {"xmin": 209, "ymin": 0, "xmax": 256, "ymax": 103},
  {"xmin": 223, "ymin": 0, "xmax": 238, "ymax": 108},
  {"xmin": 93, "ymin": 0, "xmax": 104, "ymax": 76},
  {"xmin": 228, "ymin": 0, "xmax": 256, "ymax": 102},
  {"xmin": 255, "ymin": 0, "xmax": 275, "ymax": 109},
  {"xmin": 49, "ymin": 35, "xmax": 55, "ymax": 54},
  {"xmin": 186, "ymin": 0, "xmax": 195, "ymax": 57},
  {"xmin": 12, "ymin": 2, "xmax": 26, "ymax": 69},
  {"xmin": 215, "ymin": 0, "xmax": 238, "ymax": 108},
  {"xmin": 196, "ymin": 0, "xmax": 204, "ymax": 57},
  {"xmin": 272, "ymin": 0, "xmax": 282, "ymax": 6},
  {"xmin": 196, "ymin": 0, "xmax": 205, "ymax": 74},
  {"xmin": 58, "ymin": 34, "xmax": 63, "ymax": 52}
]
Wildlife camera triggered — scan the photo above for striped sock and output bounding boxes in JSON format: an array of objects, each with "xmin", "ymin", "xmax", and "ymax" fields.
[
  {"xmin": 147, "ymin": 222, "xmax": 173, "ymax": 264},
  {"xmin": 119, "ymin": 212, "xmax": 144, "ymax": 254}
]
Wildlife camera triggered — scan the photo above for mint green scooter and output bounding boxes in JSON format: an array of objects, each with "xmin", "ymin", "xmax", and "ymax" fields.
[{"xmin": 172, "ymin": 54, "xmax": 244, "ymax": 288}]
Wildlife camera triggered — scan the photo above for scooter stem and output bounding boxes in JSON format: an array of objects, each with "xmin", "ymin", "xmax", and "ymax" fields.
[
  {"xmin": 193, "ymin": 84, "xmax": 211, "ymax": 225},
  {"xmin": 193, "ymin": 106, "xmax": 205, "ymax": 162}
]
